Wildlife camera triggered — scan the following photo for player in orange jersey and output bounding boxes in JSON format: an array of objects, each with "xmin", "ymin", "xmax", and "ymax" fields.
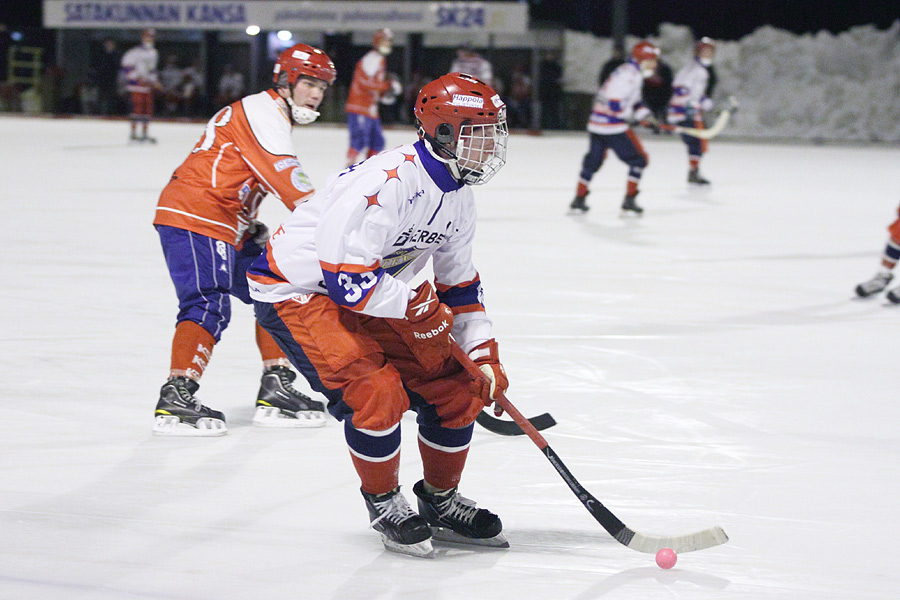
[
  {"xmin": 151, "ymin": 44, "xmax": 336, "ymax": 436},
  {"xmin": 344, "ymin": 28, "xmax": 400, "ymax": 166}
]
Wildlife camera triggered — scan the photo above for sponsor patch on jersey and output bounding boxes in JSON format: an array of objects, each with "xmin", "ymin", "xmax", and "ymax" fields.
[
  {"xmin": 382, "ymin": 247, "xmax": 425, "ymax": 274},
  {"xmin": 490, "ymin": 94, "xmax": 504, "ymax": 108},
  {"xmin": 451, "ymin": 94, "xmax": 484, "ymax": 108},
  {"xmin": 274, "ymin": 157, "xmax": 300, "ymax": 172},
  {"xmin": 290, "ymin": 168, "xmax": 313, "ymax": 192}
]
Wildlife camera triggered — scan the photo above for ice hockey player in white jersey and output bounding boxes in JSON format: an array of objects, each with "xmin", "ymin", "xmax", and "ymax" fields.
[
  {"xmin": 247, "ymin": 73, "xmax": 511, "ymax": 558},
  {"xmin": 668, "ymin": 37, "xmax": 717, "ymax": 184},
  {"xmin": 120, "ymin": 28, "xmax": 160, "ymax": 142},
  {"xmin": 570, "ymin": 40, "xmax": 660, "ymax": 214}
]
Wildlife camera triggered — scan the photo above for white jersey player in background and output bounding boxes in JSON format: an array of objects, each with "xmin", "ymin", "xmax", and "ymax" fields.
[
  {"xmin": 247, "ymin": 73, "xmax": 510, "ymax": 558},
  {"xmin": 449, "ymin": 46, "xmax": 494, "ymax": 88},
  {"xmin": 120, "ymin": 28, "xmax": 160, "ymax": 142},
  {"xmin": 668, "ymin": 37, "xmax": 717, "ymax": 184},
  {"xmin": 570, "ymin": 40, "xmax": 660, "ymax": 214}
]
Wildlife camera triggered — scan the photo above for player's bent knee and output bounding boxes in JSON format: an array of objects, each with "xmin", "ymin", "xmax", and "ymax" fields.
[{"xmin": 342, "ymin": 360, "xmax": 410, "ymax": 431}]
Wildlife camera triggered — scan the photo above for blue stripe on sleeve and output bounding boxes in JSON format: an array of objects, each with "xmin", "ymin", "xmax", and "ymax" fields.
[
  {"xmin": 321, "ymin": 266, "xmax": 385, "ymax": 309},
  {"xmin": 437, "ymin": 280, "xmax": 483, "ymax": 310}
]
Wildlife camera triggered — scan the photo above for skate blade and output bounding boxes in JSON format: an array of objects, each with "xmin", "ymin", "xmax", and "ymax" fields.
[
  {"xmin": 252, "ymin": 406, "xmax": 327, "ymax": 428},
  {"xmin": 152, "ymin": 415, "xmax": 227, "ymax": 437},
  {"xmin": 619, "ymin": 210, "xmax": 643, "ymax": 218},
  {"xmin": 431, "ymin": 527, "xmax": 510, "ymax": 549},
  {"xmin": 381, "ymin": 535, "xmax": 435, "ymax": 559}
]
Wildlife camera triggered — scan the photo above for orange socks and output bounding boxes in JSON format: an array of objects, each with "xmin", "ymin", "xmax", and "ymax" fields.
[{"xmin": 169, "ymin": 320, "xmax": 215, "ymax": 380}]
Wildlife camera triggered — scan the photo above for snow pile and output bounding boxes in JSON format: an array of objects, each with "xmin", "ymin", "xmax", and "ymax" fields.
[{"xmin": 564, "ymin": 21, "xmax": 900, "ymax": 142}]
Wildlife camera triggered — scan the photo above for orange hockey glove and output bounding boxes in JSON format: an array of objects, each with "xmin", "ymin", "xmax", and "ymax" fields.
[
  {"xmin": 387, "ymin": 282, "xmax": 454, "ymax": 372},
  {"xmin": 469, "ymin": 339, "xmax": 509, "ymax": 412}
]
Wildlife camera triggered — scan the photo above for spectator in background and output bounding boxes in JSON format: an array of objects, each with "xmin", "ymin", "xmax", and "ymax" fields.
[
  {"xmin": 538, "ymin": 50, "xmax": 564, "ymax": 130},
  {"xmin": 507, "ymin": 63, "xmax": 532, "ymax": 129},
  {"xmin": 598, "ymin": 46, "xmax": 625, "ymax": 86},
  {"xmin": 159, "ymin": 54, "xmax": 184, "ymax": 115},
  {"xmin": 379, "ymin": 72, "xmax": 403, "ymax": 124},
  {"xmin": 402, "ymin": 67, "xmax": 429, "ymax": 124},
  {"xmin": 641, "ymin": 57, "xmax": 673, "ymax": 123},
  {"xmin": 180, "ymin": 58, "xmax": 205, "ymax": 116},
  {"xmin": 78, "ymin": 69, "xmax": 100, "ymax": 114},
  {"xmin": 95, "ymin": 38, "xmax": 121, "ymax": 115},
  {"xmin": 215, "ymin": 63, "xmax": 245, "ymax": 109},
  {"xmin": 449, "ymin": 45, "xmax": 493, "ymax": 87}
]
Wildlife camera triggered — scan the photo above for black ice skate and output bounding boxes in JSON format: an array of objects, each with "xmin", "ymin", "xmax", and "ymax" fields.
[
  {"xmin": 688, "ymin": 168, "xmax": 711, "ymax": 185},
  {"xmin": 253, "ymin": 366, "xmax": 326, "ymax": 427},
  {"xmin": 362, "ymin": 487, "xmax": 434, "ymax": 558},
  {"xmin": 855, "ymin": 272, "xmax": 893, "ymax": 298},
  {"xmin": 621, "ymin": 193, "xmax": 644, "ymax": 215},
  {"xmin": 886, "ymin": 286, "xmax": 900, "ymax": 304},
  {"xmin": 569, "ymin": 193, "xmax": 590, "ymax": 213},
  {"xmin": 413, "ymin": 480, "xmax": 509, "ymax": 548},
  {"xmin": 153, "ymin": 376, "xmax": 227, "ymax": 437}
]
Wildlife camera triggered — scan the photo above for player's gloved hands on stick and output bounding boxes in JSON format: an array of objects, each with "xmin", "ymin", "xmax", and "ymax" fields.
[{"xmin": 469, "ymin": 339, "xmax": 509, "ymax": 415}]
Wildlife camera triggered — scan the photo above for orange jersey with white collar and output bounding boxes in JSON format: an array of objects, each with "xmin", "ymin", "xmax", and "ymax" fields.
[
  {"xmin": 345, "ymin": 50, "xmax": 391, "ymax": 118},
  {"xmin": 154, "ymin": 89, "xmax": 315, "ymax": 245}
]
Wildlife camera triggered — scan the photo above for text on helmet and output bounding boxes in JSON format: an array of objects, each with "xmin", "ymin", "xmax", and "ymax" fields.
[{"xmin": 451, "ymin": 94, "xmax": 484, "ymax": 108}]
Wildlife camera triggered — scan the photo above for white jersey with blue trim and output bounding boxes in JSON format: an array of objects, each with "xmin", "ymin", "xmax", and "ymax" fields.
[
  {"xmin": 587, "ymin": 60, "xmax": 648, "ymax": 135},
  {"xmin": 668, "ymin": 60, "xmax": 712, "ymax": 123},
  {"xmin": 247, "ymin": 140, "xmax": 493, "ymax": 351},
  {"xmin": 120, "ymin": 44, "xmax": 159, "ymax": 93}
]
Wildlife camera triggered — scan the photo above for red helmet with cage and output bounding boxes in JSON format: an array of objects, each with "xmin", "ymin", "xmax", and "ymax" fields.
[
  {"xmin": 414, "ymin": 72, "xmax": 508, "ymax": 185},
  {"xmin": 272, "ymin": 43, "xmax": 336, "ymax": 87},
  {"xmin": 631, "ymin": 40, "xmax": 660, "ymax": 63},
  {"xmin": 373, "ymin": 28, "xmax": 394, "ymax": 54}
]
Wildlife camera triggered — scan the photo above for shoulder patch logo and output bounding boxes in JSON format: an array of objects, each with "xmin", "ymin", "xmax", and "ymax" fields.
[{"xmin": 290, "ymin": 168, "xmax": 312, "ymax": 192}]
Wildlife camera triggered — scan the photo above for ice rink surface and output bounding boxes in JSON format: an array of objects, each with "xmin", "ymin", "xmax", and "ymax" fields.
[{"xmin": 2, "ymin": 115, "xmax": 898, "ymax": 599}]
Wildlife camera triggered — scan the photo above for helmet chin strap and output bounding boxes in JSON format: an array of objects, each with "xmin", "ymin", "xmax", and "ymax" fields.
[{"xmin": 419, "ymin": 129, "xmax": 464, "ymax": 181}]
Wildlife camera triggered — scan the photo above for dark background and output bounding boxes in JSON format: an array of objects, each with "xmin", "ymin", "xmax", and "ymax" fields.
[
  {"xmin": 530, "ymin": 0, "xmax": 900, "ymax": 40},
  {"xmin": 6, "ymin": 1, "xmax": 900, "ymax": 39}
]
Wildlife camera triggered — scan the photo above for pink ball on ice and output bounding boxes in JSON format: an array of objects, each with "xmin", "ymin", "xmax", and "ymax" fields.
[{"xmin": 655, "ymin": 547, "xmax": 677, "ymax": 569}]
